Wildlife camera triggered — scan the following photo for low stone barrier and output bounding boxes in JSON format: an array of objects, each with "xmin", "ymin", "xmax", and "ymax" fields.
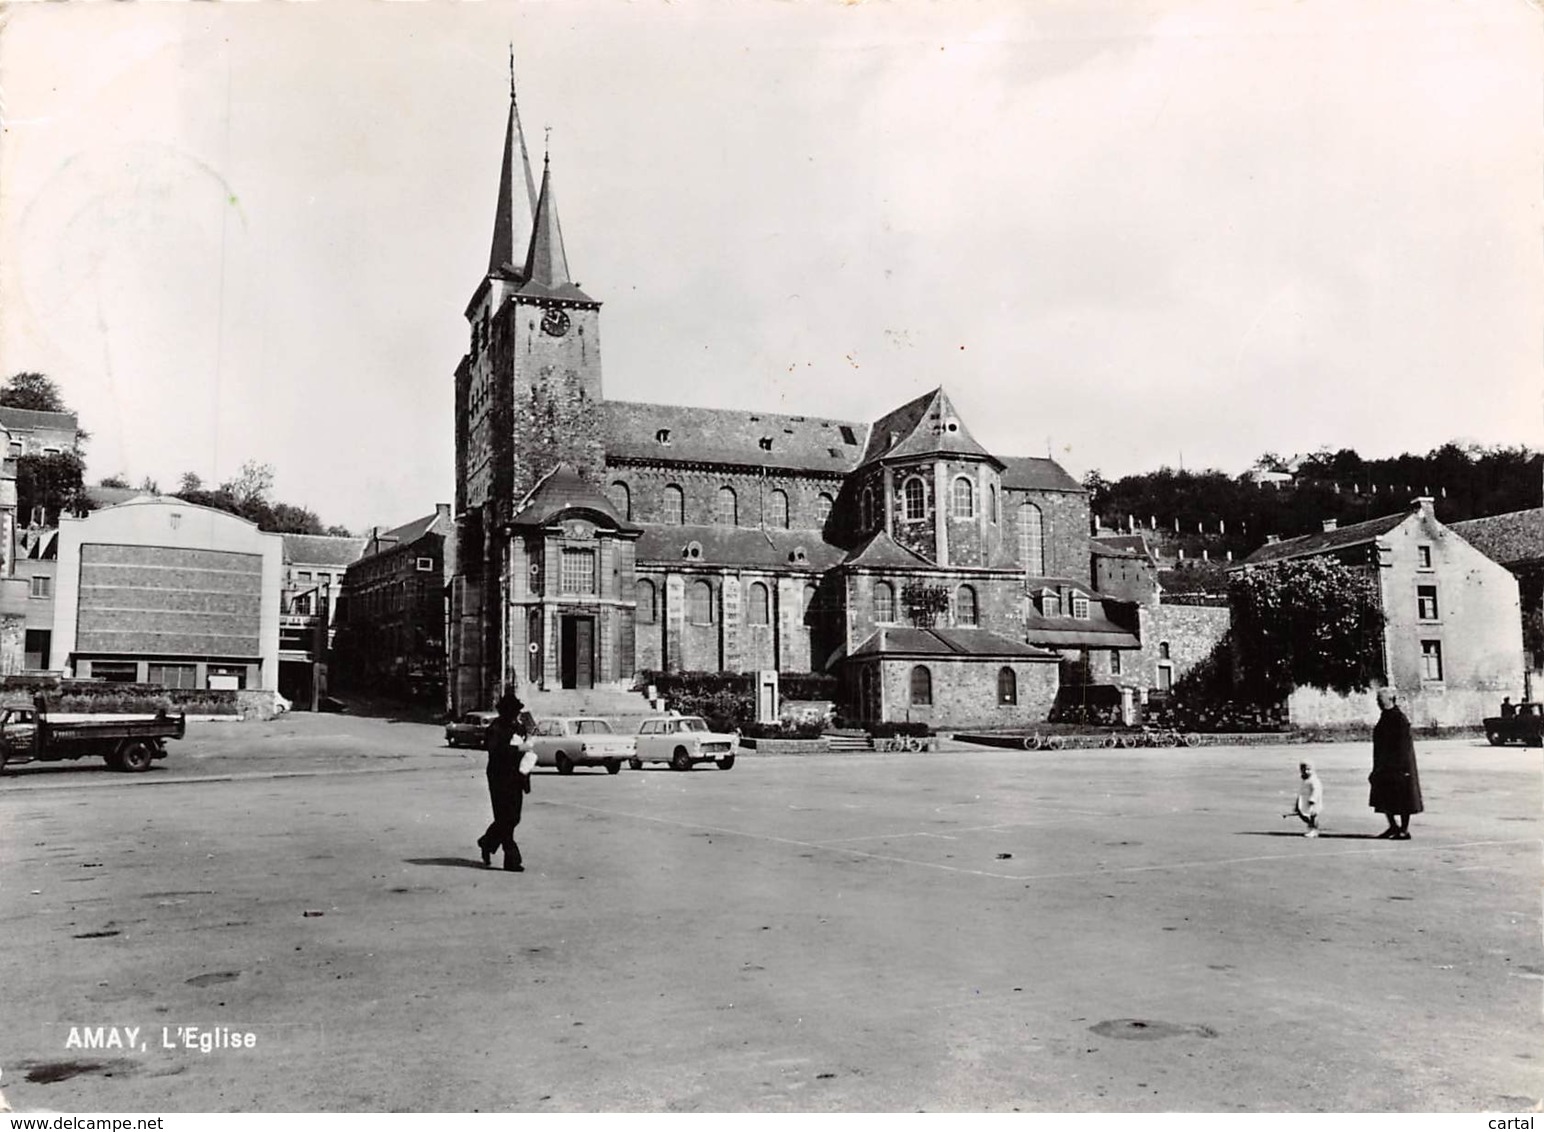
[{"xmin": 738, "ymin": 736, "xmax": 829, "ymax": 755}]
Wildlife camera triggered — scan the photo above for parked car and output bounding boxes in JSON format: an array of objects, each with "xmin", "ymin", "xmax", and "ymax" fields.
[
  {"xmin": 1483, "ymin": 701, "xmax": 1544, "ymax": 747},
  {"xmin": 631, "ymin": 714, "xmax": 738, "ymax": 771},
  {"xmin": 528, "ymin": 717, "xmax": 634, "ymax": 774},
  {"xmin": 445, "ymin": 710, "xmax": 498, "ymax": 748}
]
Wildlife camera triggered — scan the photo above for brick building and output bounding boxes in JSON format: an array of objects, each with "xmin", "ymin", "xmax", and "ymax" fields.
[
  {"xmin": 1237, "ymin": 498, "xmax": 1524, "ymax": 726},
  {"xmin": 335, "ymin": 507, "xmax": 452, "ymax": 703},
  {"xmin": 447, "ymin": 76, "xmax": 1102, "ymax": 728}
]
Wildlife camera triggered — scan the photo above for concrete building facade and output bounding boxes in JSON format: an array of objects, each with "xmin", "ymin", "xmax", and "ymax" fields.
[{"xmin": 50, "ymin": 497, "xmax": 283, "ymax": 690}]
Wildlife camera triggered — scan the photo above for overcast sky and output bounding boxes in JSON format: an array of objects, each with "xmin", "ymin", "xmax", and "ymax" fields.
[{"xmin": 2, "ymin": 0, "xmax": 1539, "ymax": 532}]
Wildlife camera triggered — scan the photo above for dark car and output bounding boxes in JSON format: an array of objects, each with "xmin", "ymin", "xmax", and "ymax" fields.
[
  {"xmin": 1484, "ymin": 701, "xmax": 1544, "ymax": 747},
  {"xmin": 445, "ymin": 710, "xmax": 499, "ymax": 749}
]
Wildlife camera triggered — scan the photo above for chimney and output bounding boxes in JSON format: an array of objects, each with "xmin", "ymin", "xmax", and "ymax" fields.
[
  {"xmin": 1265, "ymin": 534, "xmax": 1281, "ymax": 545},
  {"xmin": 1322, "ymin": 519, "xmax": 1338, "ymax": 533},
  {"xmin": 1413, "ymin": 496, "xmax": 1435, "ymax": 518}
]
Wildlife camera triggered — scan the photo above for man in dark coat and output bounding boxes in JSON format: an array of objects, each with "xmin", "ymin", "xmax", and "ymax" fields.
[
  {"xmin": 1370, "ymin": 687, "xmax": 1423, "ymax": 840},
  {"xmin": 477, "ymin": 689, "xmax": 533, "ymax": 871}
]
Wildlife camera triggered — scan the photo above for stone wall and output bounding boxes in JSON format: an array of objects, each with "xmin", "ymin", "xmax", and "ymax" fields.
[
  {"xmin": 1132, "ymin": 601, "xmax": 1232, "ymax": 691},
  {"xmin": 604, "ymin": 464, "xmax": 842, "ymax": 531},
  {"xmin": 872, "ymin": 656, "xmax": 1060, "ymax": 729},
  {"xmin": 1002, "ymin": 488, "xmax": 1090, "ymax": 584}
]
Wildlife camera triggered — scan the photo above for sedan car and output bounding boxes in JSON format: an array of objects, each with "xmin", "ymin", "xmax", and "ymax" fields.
[
  {"xmin": 445, "ymin": 710, "xmax": 498, "ymax": 748},
  {"xmin": 631, "ymin": 714, "xmax": 738, "ymax": 771},
  {"xmin": 528, "ymin": 717, "xmax": 634, "ymax": 775}
]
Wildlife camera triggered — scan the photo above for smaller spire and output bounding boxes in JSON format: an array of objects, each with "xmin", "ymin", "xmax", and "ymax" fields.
[{"xmin": 522, "ymin": 156, "xmax": 571, "ymax": 290}]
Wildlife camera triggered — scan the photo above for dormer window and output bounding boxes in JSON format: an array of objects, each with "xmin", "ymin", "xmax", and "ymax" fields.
[
  {"xmin": 656, "ymin": 429, "xmax": 671, "ymax": 445},
  {"xmin": 789, "ymin": 546, "xmax": 808, "ymax": 565},
  {"xmin": 1072, "ymin": 595, "xmax": 1090, "ymax": 620},
  {"xmin": 1041, "ymin": 591, "xmax": 1062, "ymax": 617},
  {"xmin": 682, "ymin": 541, "xmax": 704, "ymax": 561},
  {"xmin": 758, "ymin": 437, "xmax": 773, "ymax": 451}
]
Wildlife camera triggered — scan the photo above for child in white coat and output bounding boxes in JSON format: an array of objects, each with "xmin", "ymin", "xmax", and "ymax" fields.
[{"xmin": 1286, "ymin": 761, "xmax": 1323, "ymax": 837}]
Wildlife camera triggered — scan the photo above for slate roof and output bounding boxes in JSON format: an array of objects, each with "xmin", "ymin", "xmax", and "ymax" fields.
[
  {"xmin": 0, "ymin": 407, "xmax": 77, "ymax": 433},
  {"xmin": 999, "ymin": 456, "xmax": 1085, "ymax": 493},
  {"xmin": 512, "ymin": 160, "xmax": 594, "ymax": 305},
  {"xmin": 1240, "ymin": 512, "xmax": 1408, "ymax": 567},
  {"xmin": 1450, "ymin": 508, "xmax": 1544, "ymax": 567},
  {"xmin": 360, "ymin": 508, "xmax": 452, "ymax": 561},
  {"xmin": 605, "ymin": 402, "xmax": 866, "ymax": 473},
  {"xmin": 841, "ymin": 530, "xmax": 937, "ymax": 569},
  {"xmin": 1090, "ymin": 534, "xmax": 1155, "ymax": 561},
  {"xmin": 848, "ymin": 626, "xmax": 1058, "ymax": 661},
  {"xmin": 509, "ymin": 464, "xmax": 637, "ymax": 530},
  {"xmin": 282, "ymin": 534, "xmax": 369, "ymax": 569},
  {"xmin": 857, "ymin": 388, "xmax": 999, "ymax": 469},
  {"xmin": 634, "ymin": 523, "xmax": 843, "ymax": 571}
]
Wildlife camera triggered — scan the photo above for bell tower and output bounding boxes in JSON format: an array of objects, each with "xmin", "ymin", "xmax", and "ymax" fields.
[{"xmin": 451, "ymin": 58, "xmax": 607, "ymax": 714}]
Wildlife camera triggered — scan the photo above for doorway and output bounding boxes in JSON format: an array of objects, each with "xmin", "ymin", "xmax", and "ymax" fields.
[{"xmin": 560, "ymin": 615, "xmax": 595, "ymax": 689}]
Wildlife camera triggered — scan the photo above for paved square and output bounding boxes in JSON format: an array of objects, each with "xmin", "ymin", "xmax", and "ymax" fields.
[{"xmin": 1, "ymin": 718, "xmax": 1539, "ymax": 1111}]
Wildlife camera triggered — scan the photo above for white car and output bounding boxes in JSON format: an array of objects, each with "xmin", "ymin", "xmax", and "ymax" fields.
[
  {"xmin": 631, "ymin": 714, "xmax": 738, "ymax": 771},
  {"xmin": 527, "ymin": 717, "xmax": 634, "ymax": 775}
]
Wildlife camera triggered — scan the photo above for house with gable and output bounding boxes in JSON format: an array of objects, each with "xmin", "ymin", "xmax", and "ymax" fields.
[{"xmin": 1237, "ymin": 498, "xmax": 1524, "ymax": 726}]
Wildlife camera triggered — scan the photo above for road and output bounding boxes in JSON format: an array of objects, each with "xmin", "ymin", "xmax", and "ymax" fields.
[{"xmin": 1, "ymin": 714, "xmax": 1539, "ymax": 1112}]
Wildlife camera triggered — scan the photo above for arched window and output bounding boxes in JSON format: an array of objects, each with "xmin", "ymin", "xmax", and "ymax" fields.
[
  {"xmin": 998, "ymin": 666, "xmax": 1017, "ymax": 705},
  {"xmin": 989, "ymin": 484, "xmax": 998, "ymax": 523},
  {"xmin": 748, "ymin": 581, "xmax": 770, "ymax": 625},
  {"xmin": 910, "ymin": 665, "xmax": 932, "ymax": 706},
  {"xmin": 769, "ymin": 489, "xmax": 790, "ymax": 529},
  {"xmin": 636, "ymin": 578, "xmax": 656, "ymax": 624},
  {"xmin": 687, "ymin": 580, "xmax": 714, "ymax": 624},
  {"xmin": 952, "ymin": 476, "xmax": 975, "ymax": 518},
  {"xmin": 814, "ymin": 493, "xmax": 834, "ymax": 527},
  {"xmin": 1159, "ymin": 641, "xmax": 1171, "ymax": 660},
  {"xmin": 956, "ymin": 584, "xmax": 978, "ymax": 626},
  {"xmin": 716, "ymin": 486, "xmax": 738, "ymax": 526},
  {"xmin": 803, "ymin": 583, "xmax": 819, "ymax": 625},
  {"xmin": 859, "ymin": 487, "xmax": 875, "ymax": 531},
  {"xmin": 608, "ymin": 480, "xmax": 632, "ymax": 521},
  {"xmin": 873, "ymin": 580, "xmax": 895, "ymax": 623},
  {"xmin": 663, "ymin": 484, "xmax": 685, "ymax": 525},
  {"xmin": 1018, "ymin": 502, "xmax": 1044, "ymax": 574},
  {"xmin": 904, "ymin": 478, "xmax": 927, "ymax": 521}
]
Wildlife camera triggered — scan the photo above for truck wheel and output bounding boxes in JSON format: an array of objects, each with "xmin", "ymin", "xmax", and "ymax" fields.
[
  {"xmin": 118, "ymin": 742, "xmax": 154, "ymax": 772},
  {"xmin": 717, "ymin": 756, "xmax": 735, "ymax": 770},
  {"xmin": 1486, "ymin": 730, "xmax": 1504, "ymax": 746},
  {"xmin": 555, "ymin": 753, "xmax": 574, "ymax": 775},
  {"xmin": 628, "ymin": 757, "xmax": 643, "ymax": 771},
  {"xmin": 605, "ymin": 760, "xmax": 621, "ymax": 775},
  {"xmin": 671, "ymin": 747, "xmax": 692, "ymax": 772}
]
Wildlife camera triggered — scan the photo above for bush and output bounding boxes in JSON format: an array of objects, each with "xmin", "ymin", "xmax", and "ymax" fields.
[
  {"xmin": 741, "ymin": 720, "xmax": 826, "ymax": 740},
  {"xmin": 636, "ymin": 670, "xmax": 838, "ymax": 731},
  {"xmin": 868, "ymin": 721, "xmax": 934, "ymax": 739}
]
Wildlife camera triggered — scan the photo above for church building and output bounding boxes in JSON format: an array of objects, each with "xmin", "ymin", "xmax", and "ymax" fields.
[{"xmin": 449, "ymin": 74, "xmax": 1106, "ymax": 729}]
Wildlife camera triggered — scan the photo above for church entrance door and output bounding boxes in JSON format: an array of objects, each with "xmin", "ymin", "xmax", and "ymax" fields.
[{"xmin": 560, "ymin": 615, "xmax": 595, "ymax": 689}]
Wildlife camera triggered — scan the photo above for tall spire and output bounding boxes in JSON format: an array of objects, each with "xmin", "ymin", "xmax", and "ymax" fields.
[
  {"xmin": 522, "ymin": 151, "xmax": 572, "ymax": 290},
  {"xmin": 487, "ymin": 48, "xmax": 539, "ymax": 275}
]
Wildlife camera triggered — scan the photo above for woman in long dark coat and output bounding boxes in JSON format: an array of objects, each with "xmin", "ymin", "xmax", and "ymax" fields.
[{"xmin": 1370, "ymin": 687, "xmax": 1423, "ymax": 839}]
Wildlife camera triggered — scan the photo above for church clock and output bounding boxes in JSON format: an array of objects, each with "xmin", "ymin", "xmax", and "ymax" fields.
[{"xmin": 540, "ymin": 308, "xmax": 571, "ymax": 337}]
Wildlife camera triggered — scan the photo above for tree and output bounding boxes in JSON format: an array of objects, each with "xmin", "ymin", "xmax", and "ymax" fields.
[
  {"xmin": 17, "ymin": 451, "xmax": 88, "ymax": 526},
  {"xmin": 1229, "ymin": 557, "xmax": 1385, "ymax": 702},
  {"xmin": 221, "ymin": 460, "xmax": 275, "ymax": 506},
  {"xmin": 901, "ymin": 581, "xmax": 950, "ymax": 628},
  {"xmin": 0, "ymin": 372, "xmax": 68, "ymax": 413},
  {"xmin": 179, "ymin": 471, "xmax": 204, "ymax": 494},
  {"xmin": 98, "ymin": 474, "xmax": 131, "ymax": 489},
  {"xmin": 137, "ymin": 476, "xmax": 159, "ymax": 494}
]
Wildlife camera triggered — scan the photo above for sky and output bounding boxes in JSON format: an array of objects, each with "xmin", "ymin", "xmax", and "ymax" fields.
[{"xmin": 2, "ymin": 0, "xmax": 1540, "ymax": 532}]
